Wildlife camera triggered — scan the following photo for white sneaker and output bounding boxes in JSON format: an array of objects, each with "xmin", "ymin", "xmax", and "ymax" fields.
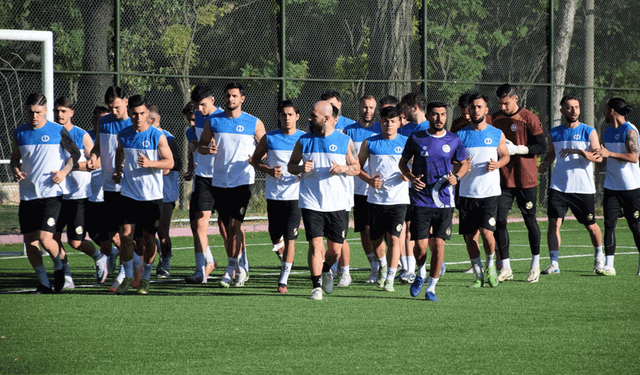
[
  {"xmin": 235, "ymin": 270, "xmax": 248, "ymax": 286},
  {"xmin": 95, "ymin": 254, "xmax": 109, "ymax": 284},
  {"xmin": 63, "ymin": 275, "xmax": 75, "ymax": 290},
  {"xmin": 593, "ymin": 257, "xmax": 605, "ymax": 273},
  {"xmin": 541, "ymin": 263, "xmax": 560, "ymax": 274},
  {"xmin": 526, "ymin": 267, "xmax": 540, "ymax": 283},
  {"xmin": 310, "ymin": 287, "xmax": 322, "ymax": 300},
  {"xmin": 321, "ymin": 272, "xmax": 333, "ymax": 294},
  {"xmin": 596, "ymin": 266, "xmax": 616, "ymax": 276},
  {"xmin": 497, "ymin": 268, "xmax": 513, "ymax": 282},
  {"xmin": 337, "ymin": 273, "xmax": 351, "ymax": 287}
]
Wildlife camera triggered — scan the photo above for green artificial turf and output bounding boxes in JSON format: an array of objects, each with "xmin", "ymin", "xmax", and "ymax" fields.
[{"xmin": 0, "ymin": 219, "xmax": 638, "ymax": 374}]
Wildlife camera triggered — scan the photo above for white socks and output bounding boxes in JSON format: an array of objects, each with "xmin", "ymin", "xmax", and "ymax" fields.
[
  {"xmin": 501, "ymin": 258, "xmax": 511, "ymax": 270},
  {"xmin": 407, "ymin": 255, "xmax": 416, "ymax": 274},
  {"xmin": 605, "ymin": 255, "xmax": 614, "ymax": 267},
  {"xmin": 279, "ymin": 262, "xmax": 292, "ymax": 285},
  {"xmin": 386, "ymin": 267, "xmax": 397, "ymax": 281},
  {"xmin": 531, "ymin": 254, "xmax": 540, "ymax": 269},
  {"xmin": 426, "ymin": 276, "xmax": 439, "ymax": 293}
]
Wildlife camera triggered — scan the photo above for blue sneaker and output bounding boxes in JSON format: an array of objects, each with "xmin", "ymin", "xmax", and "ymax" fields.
[
  {"xmin": 410, "ymin": 276, "xmax": 424, "ymax": 297},
  {"xmin": 425, "ymin": 291, "xmax": 439, "ymax": 301},
  {"xmin": 440, "ymin": 262, "xmax": 446, "ymax": 277}
]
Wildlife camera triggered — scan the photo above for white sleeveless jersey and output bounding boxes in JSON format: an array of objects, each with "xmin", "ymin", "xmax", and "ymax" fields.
[
  {"xmin": 119, "ymin": 125, "xmax": 165, "ymax": 201},
  {"xmin": 549, "ymin": 123, "xmax": 596, "ymax": 194},
  {"xmin": 99, "ymin": 114, "xmax": 132, "ymax": 192},
  {"xmin": 14, "ymin": 121, "xmax": 69, "ymax": 200},
  {"xmin": 162, "ymin": 130, "xmax": 179, "ymax": 203},
  {"xmin": 87, "ymin": 130, "xmax": 103, "ymax": 203},
  {"xmin": 265, "ymin": 129, "xmax": 305, "ymax": 201},
  {"xmin": 298, "ymin": 131, "xmax": 352, "ymax": 212},
  {"xmin": 63, "ymin": 125, "xmax": 91, "ymax": 200},
  {"xmin": 210, "ymin": 111, "xmax": 258, "ymax": 188},
  {"xmin": 365, "ymin": 134, "xmax": 410, "ymax": 205},
  {"xmin": 194, "ymin": 108, "xmax": 222, "ymax": 178},
  {"xmin": 457, "ymin": 125, "xmax": 503, "ymax": 198},
  {"xmin": 344, "ymin": 121, "xmax": 381, "ymax": 196},
  {"xmin": 603, "ymin": 121, "xmax": 640, "ymax": 191}
]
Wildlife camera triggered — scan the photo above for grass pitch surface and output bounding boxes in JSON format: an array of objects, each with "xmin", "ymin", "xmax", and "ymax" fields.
[{"xmin": 0, "ymin": 219, "xmax": 638, "ymax": 374}]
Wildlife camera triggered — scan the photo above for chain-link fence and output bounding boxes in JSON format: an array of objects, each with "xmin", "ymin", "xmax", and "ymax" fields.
[{"xmin": 2, "ymin": 0, "xmax": 640, "ymax": 232}]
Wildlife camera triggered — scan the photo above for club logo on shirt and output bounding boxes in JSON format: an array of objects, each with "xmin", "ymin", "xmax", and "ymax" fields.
[
  {"xmin": 421, "ymin": 145, "xmax": 428, "ymax": 157},
  {"xmin": 41, "ymin": 135, "xmax": 50, "ymax": 142},
  {"xmin": 511, "ymin": 124, "xmax": 518, "ymax": 132},
  {"xmin": 442, "ymin": 145, "xmax": 451, "ymax": 153},
  {"xmin": 329, "ymin": 144, "xmax": 338, "ymax": 152},
  {"xmin": 142, "ymin": 140, "xmax": 150, "ymax": 148},
  {"xmin": 394, "ymin": 146, "xmax": 402, "ymax": 154},
  {"xmin": 573, "ymin": 134, "xmax": 581, "ymax": 140},
  {"xmin": 488, "ymin": 217, "xmax": 496, "ymax": 226},
  {"xmin": 525, "ymin": 201, "xmax": 533, "ymax": 210},
  {"xmin": 46, "ymin": 217, "xmax": 56, "ymax": 227},
  {"xmin": 236, "ymin": 125, "xmax": 244, "ymax": 132},
  {"xmin": 75, "ymin": 226, "xmax": 83, "ymax": 235},
  {"xmin": 484, "ymin": 138, "xmax": 492, "ymax": 145},
  {"xmin": 615, "ymin": 134, "xmax": 621, "ymax": 140}
]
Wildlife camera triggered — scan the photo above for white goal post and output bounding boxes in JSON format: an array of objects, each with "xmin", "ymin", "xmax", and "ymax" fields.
[{"xmin": 0, "ymin": 29, "xmax": 54, "ymax": 121}]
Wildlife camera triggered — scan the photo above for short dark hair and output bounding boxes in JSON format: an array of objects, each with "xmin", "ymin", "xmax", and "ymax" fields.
[
  {"xmin": 92, "ymin": 106, "xmax": 110, "ymax": 119},
  {"xmin": 224, "ymin": 82, "xmax": 245, "ymax": 96},
  {"xmin": 190, "ymin": 85, "xmax": 214, "ymax": 103},
  {"xmin": 607, "ymin": 97, "xmax": 633, "ymax": 116},
  {"xmin": 359, "ymin": 95, "xmax": 376, "ymax": 105},
  {"xmin": 148, "ymin": 105, "xmax": 160, "ymax": 116},
  {"xmin": 379, "ymin": 95, "xmax": 399, "ymax": 107},
  {"xmin": 457, "ymin": 93, "xmax": 472, "ymax": 109},
  {"xmin": 330, "ymin": 104, "xmax": 339, "ymax": 118},
  {"xmin": 400, "ymin": 92, "xmax": 427, "ymax": 112},
  {"xmin": 320, "ymin": 90, "xmax": 341, "ymax": 102},
  {"xmin": 182, "ymin": 102, "xmax": 197, "ymax": 117},
  {"xmin": 54, "ymin": 96, "xmax": 74, "ymax": 109},
  {"xmin": 496, "ymin": 84, "xmax": 516, "ymax": 98},
  {"xmin": 128, "ymin": 95, "xmax": 147, "ymax": 109},
  {"xmin": 467, "ymin": 93, "xmax": 488, "ymax": 105},
  {"xmin": 380, "ymin": 106, "xmax": 400, "ymax": 119},
  {"xmin": 104, "ymin": 86, "xmax": 126, "ymax": 104},
  {"xmin": 560, "ymin": 94, "xmax": 580, "ymax": 106},
  {"xmin": 277, "ymin": 100, "xmax": 300, "ymax": 115},
  {"xmin": 25, "ymin": 93, "xmax": 47, "ymax": 107},
  {"xmin": 427, "ymin": 101, "xmax": 447, "ymax": 113}
]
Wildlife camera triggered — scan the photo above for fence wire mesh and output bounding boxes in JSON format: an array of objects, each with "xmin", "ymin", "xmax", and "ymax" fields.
[{"xmin": 1, "ymin": 0, "xmax": 640, "ymax": 233}]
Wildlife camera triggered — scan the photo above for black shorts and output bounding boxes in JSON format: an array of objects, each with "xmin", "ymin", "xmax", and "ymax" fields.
[
  {"xmin": 301, "ymin": 209, "xmax": 348, "ymax": 244},
  {"xmin": 404, "ymin": 204, "xmax": 413, "ymax": 223},
  {"xmin": 353, "ymin": 194, "xmax": 369, "ymax": 232},
  {"xmin": 122, "ymin": 196, "xmax": 163, "ymax": 235},
  {"xmin": 604, "ymin": 188, "xmax": 640, "ymax": 224},
  {"xmin": 498, "ymin": 186, "xmax": 537, "ymax": 219},
  {"xmin": 85, "ymin": 200, "xmax": 108, "ymax": 242},
  {"xmin": 213, "ymin": 185, "xmax": 253, "ymax": 226},
  {"xmin": 548, "ymin": 189, "xmax": 596, "ymax": 225},
  {"xmin": 458, "ymin": 196, "xmax": 499, "ymax": 234},
  {"xmin": 103, "ymin": 191, "xmax": 124, "ymax": 233},
  {"xmin": 369, "ymin": 203, "xmax": 407, "ymax": 240},
  {"xmin": 19, "ymin": 196, "xmax": 62, "ymax": 234},
  {"xmin": 411, "ymin": 206, "xmax": 454, "ymax": 240},
  {"xmin": 267, "ymin": 199, "xmax": 301, "ymax": 243},
  {"xmin": 55, "ymin": 198, "xmax": 87, "ymax": 241},
  {"xmin": 189, "ymin": 175, "xmax": 216, "ymax": 221}
]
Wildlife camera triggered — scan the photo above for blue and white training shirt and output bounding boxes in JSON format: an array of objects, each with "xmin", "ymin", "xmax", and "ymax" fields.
[
  {"xmin": 366, "ymin": 134, "xmax": 409, "ymax": 205},
  {"xmin": 603, "ymin": 121, "xmax": 640, "ymax": 191},
  {"xmin": 162, "ymin": 129, "xmax": 179, "ymax": 203},
  {"xmin": 63, "ymin": 125, "xmax": 91, "ymax": 200},
  {"xmin": 209, "ymin": 111, "xmax": 258, "ymax": 188},
  {"xmin": 194, "ymin": 108, "xmax": 222, "ymax": 178},
  {"xmin": 549, "ymin": 123, "xmax": 596, "ymax": 194},
  {"xmin": 344, "ymin": 121, "xmax": 381, "ymax": 196},
  {"xmin": 265, "ymin": 128, "xmax": 305, "ymax": 201},
  {"xmin": 457, "ymin": 124, "xmax": 503, "ymax": 198},
  {"xmin": 118, "ymin": 125, "xmax": 165, "ymax": 201},
  {"xmin": 99, "ymin": 114, "xmax": 132, "ymax": 192}
]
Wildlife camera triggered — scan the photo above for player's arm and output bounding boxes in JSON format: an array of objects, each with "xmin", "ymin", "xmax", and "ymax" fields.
[
  {"xmin": 10, "ymin": 135, "xmax": 26, "ymax": 181},
  {"xmin": 168, "ymin": 136, "xmax": 182, "ymax": 172},
  {"xmin": 76, "ymin": 132, "xmax": 94, "ymax": 171},
  {"xmin": 330, "ymin": 140, "xmax": 360, "ymax": 176},
  {"xmin": 89, "ymin": 121, "xmax": 101, "ymax": 164},
  {"xmin": 288, "ymin": 140, "xmax": 312, "ymax": 175},
  {"xmin": 525, "ymin": 118, "xmax": 547, "ymax": 155},
  {"xmin": 356, "ymin": 140, "xmax": 380, "ymax": 187},
  {"xmin": 250, "ymin": 135, "xmax": 281, "ymax": 177},
  {"xmin": 254, "ymin": 119, "xmax": 266, "ymax": 143},
  {"xmin": 138, "ymin": 134, "xmax": 174, "ymax": 170},
  {"xmin": 197, "ymin": 121, "xmax": 216, "ymax": 155},
  {"xmin": 488, "ymin": 134, "xmax": 510, "ymax": 171},
  {"xmin": 598, "ymin": 128, "xmax": 639, "ymax": 163},
  {"xmin": 113, "ymin": 137, "xmax": 124, "ymax": 184},
  {"xmin": 539, "ymin": 136, "xmax": 556, "ymax": 172}
]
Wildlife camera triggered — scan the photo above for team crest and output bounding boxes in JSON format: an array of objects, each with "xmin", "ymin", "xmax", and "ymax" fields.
[
  {"xmin": 236, "ymin": 125, "xmax": 244, "ymax": 132},
  {"xmin": 442, "ymin": 144, "xmax": 451, "ymax": 153},
  {"xmin": 396, "ymin": 224, "xmax": 402, "ymax": 233},
  {"xmin": 587, "ymin": 214, "xmax": 593, "ymax": 221},
  {"xmin": 239, "ymin": 207, "xmax": 246, "ymax": 216},
  {"xmin": 573, "ymin": 134, "xmax": 581, "ymax": 140},
  {"xmin": 634, "ymin": 211, "xmax": 639, "ymax": 219},
  {"xmin": 484, "ymin": 138, "xmax": 492, "ymax": 145},
  {"xmin": 75, "ymin": 226, "xmax": 83, "ymax": 235},
  {"xmin": 46, "ymin": 217, "xmax": 56, "ymax": 227},
  {"xmin": 615, "ymin": 134, "xmax": 621, "ymax": 140},
  {"xmin": 142, "ymin": 140, "xmax": 150, "ymax": 148},
  {"xmin": 293, "ymin": 228, "xmax": 298, "ymax": 236},
  {"xmin": 394, "ymin": 146, "xmax": 402, "ymax": 154},
  {"xmin": 41, "ymin": 135, "xmax": 50, "ymax": 142},
  {"xmin": 488, "ymin": 217, "xmax": 496, "ymax": 226},
  {"xmin": 446, "ymin": 227, "xmax": 452, "ymax": 236},
  {"xmin": 510, "ymin": 124, "xmax": 517, "ymax": 132},
  {"xmin": 525, "ymin": 201, "xmax": 533, "ymax": 210},
  {"xmin": 329, "ymin": 144, "xmax": 338, "ymax": 152},
  {"xmin": 341, "ymin": 230, "xmax": 346, "ymax": 238}
]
